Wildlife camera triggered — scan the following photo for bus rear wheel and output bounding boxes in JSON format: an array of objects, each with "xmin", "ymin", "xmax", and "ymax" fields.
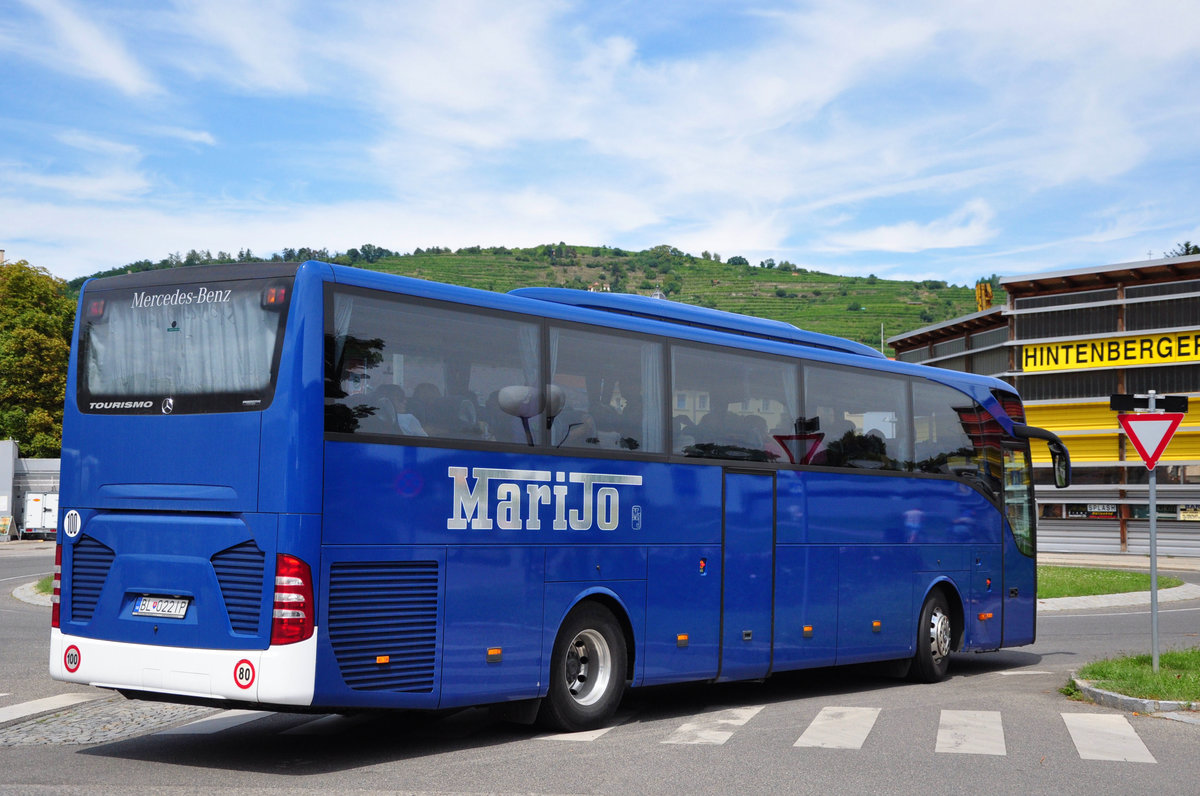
[
  {"xmin": 910, "ymin": 591, "xmax": 953, "ymax": 683},
  {"xmin": 538, "ymin": 603, "xmax": 627, "ymax": 732}
]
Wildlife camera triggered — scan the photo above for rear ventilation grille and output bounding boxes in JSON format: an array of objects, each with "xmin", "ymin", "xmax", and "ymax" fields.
[
  {"xmin": 328, "ymin": 561, "xmax": 440, "ymax": 692},
  {"xmin": 211, "ymin": 541, "xmax": 266, "ymax": 635},
  {"xmin": 71, "ymin": 536, "xmax": 115, "ymax": 623}
]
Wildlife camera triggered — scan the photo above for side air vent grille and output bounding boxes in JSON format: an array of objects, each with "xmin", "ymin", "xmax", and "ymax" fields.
[
  {"xmin": 211, "ymin": 541, "xmax": 266, "ymax": 635},
  {"xmin": 70, "ymin": 536, "xmax": 116, "ymax": 623},
  {"xmin": 328, "ymin": 561, "xmax": 440, "ymax": 693}
]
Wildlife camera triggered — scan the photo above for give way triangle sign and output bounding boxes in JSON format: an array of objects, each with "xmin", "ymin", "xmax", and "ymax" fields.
[{"xmin": 1118, "ymin": 413, "xmax": 1185, "ymax": 470}]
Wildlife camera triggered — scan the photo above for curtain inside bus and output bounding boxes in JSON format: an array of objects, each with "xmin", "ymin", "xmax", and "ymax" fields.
[{"xmin": 79, "ymin": 276, "xmax": 293, "ymax": 414}]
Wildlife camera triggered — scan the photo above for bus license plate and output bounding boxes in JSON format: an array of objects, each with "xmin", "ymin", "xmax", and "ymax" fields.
[{"xmin": 133, "ymin": 596, "xmax": 190, "ymax": 619}]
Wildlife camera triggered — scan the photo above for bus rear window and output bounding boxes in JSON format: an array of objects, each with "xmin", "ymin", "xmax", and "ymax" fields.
[{"xmin": 77, "ymin": 276, "xmax": 293, "ymax": 414}]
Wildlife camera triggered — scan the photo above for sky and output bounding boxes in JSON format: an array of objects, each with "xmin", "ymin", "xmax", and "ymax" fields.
[{"xmin": 3, "ymin": 0, "xmax": 1200, "ymax": 286}]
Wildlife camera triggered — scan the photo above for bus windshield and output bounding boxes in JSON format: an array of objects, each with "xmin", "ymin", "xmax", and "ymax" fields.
[{"xmin": 77, "ymin": 275, "xmax": 293, "ymax": 414}]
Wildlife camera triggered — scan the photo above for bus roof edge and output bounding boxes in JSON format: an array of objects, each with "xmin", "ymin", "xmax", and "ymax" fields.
[{"xmin": 509, "ymin": 287, "xmax": 887, "ymax": 359}]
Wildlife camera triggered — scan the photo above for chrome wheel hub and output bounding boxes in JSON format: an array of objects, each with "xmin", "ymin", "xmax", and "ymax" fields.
[{"xmin": 564, "ymin": 628, "xmax": 612, "ymax": 706}]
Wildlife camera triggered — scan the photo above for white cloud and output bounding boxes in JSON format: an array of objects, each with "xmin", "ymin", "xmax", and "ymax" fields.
[
  {"xmin": 4, "ymin": 0, "xmax": 1200, "ymax": 287},
  {"xmin": 0, "ymin": 185, "xmax": 664, "ymax": 280},
  {"xmin": 54, "ymin": 130, "xmax": 141, "ymax": 158},
  {"xmin": 165, "ymin": 0, "xmax": 311, "ymax": 93},
  {"xmin": 13, "ymin": 170, "xmax": 151, "ymax": 203},
  {"xmin": 149, "ymin": 126, "xmax": 217, "ymax": 146},
  {"xmin": 6, "ymin": 130, "xmax": 150, "ymax": 202},
  {"xmin": 822, "ymin": 200, "xmax": 997, "ymax": 254},
  {"xmin": 14, "ymin": 0, "xmax": 159, "ymax": 96}
]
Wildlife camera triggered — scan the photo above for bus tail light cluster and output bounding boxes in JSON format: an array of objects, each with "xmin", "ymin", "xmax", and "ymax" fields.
[
  {"xmin": 51, "ymin": 544, "xmax": 62, "ymax": 628},
  {"xmin": 261, "ymin": 284, "xmax": 289, "ymax": 309},
  {"xmin": 271, "ymin": 554, "xmax": 314, "ymax": 645}
]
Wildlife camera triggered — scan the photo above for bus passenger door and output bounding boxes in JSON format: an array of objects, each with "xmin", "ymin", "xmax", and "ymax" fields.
[
  {"xmin": 1001, "ymin": 443, "xmax": 1037, "ymax": 646},
  {"xmin": 719, "ymin": 470, "xmax": 775, "ymax": 682}
]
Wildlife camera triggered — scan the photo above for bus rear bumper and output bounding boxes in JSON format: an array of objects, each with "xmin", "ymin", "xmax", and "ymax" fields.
[{"xmin": 49, "ymin": 629, "xmax": 316, "ymax": 706}]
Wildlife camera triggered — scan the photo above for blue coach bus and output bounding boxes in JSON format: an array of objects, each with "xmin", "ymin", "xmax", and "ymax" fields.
[{"xmin": 51, "ymin": 261, "xmax": 1069, "ymax": 731}]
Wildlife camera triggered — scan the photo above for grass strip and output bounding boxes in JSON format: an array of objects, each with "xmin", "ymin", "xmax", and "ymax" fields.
[
  {"xmin": 1038, "ymin": 566, "xmax": 1182, "ymax": 599},
  {"xmin": 1077, "ymin": 648, "xmax": 1200, "ymax": 703}
]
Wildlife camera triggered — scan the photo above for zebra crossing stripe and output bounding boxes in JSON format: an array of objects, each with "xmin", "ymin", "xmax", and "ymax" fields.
[
  {"xmin": 281, "ymin": 713, "xmax": 372, "ymax": 736},
  {"xmin": 794, "ymin": 707, "xmax": 880, "ymax": 749},
  {"xmin": 1062, "ymin": 713, "xmax": 1157, "ymax": 763},
  {"xmin": 662, "ymin": 705, "xmax": 765, "ymax": 745},
  {"xmin": 537, "ymin": 725, "xmax": 619, "ymax": 742},
  {"xmin": 0, "ymin": 692, "xmax": 106, "ymax": 724},
  {"xmin": 535, "ymin": 710, "xmax": 637, "ymax": 741},
  {"xmin": 936, "ymin": 710, "xmax": 1006, "ymax": 755},
  {"xmin": 157, "ymin": 709, "xmax": 272, "ymax": 735}
]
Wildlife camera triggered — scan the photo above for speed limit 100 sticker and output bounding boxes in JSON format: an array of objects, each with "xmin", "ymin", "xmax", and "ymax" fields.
[
  {"xmin": 234, "ymin": 659, "xmax": 255, "ymax": 690},
  {"xmin": 64, "ymin": 645, "xmax": 82, "ymax": 673}
]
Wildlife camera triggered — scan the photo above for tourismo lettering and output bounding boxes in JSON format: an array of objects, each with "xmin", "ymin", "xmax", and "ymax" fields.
[
  {"xmin": 130, "ymin": 287, "xmax": 233, "ymax": 308},
  {"xmin": 89, "ymin": 401, "xmax": 153, "ymax": 410},
  {"xmin": 447, "ymin": 466, "xmax": 643, "ymax": 532},
  {"xmin": 1021, "ymin": 332, "xmax": 1200, "ymax": 372}
]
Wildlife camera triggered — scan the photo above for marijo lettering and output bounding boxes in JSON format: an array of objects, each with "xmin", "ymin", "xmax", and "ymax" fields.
[
  {"xmin": 131, "ymin": 286, "xmax": 233, "ymax": 309},
  {"xmin": 448, "ymin": 467, "xmax": 643, "ymax": 532},
  {"xmin": 1021, "ymin": 332, "xmax": 1200, "ymax": 373}
]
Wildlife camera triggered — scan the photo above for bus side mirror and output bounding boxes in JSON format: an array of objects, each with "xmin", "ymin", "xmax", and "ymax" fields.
[
  {"xmin": 1013, "ymin": 423, "xmax": 1071, "ymax": 489},
  {"xmin": 1049, "ymin": 440, "xmax": 1071, "ymax": 489}
]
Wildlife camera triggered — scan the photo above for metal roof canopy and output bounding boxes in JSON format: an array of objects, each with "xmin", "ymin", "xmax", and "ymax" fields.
[
  {"xmin": 999, "ymin": 253, "xmax": 1200, "ymax": 297},
  {"xmin": 886, "ymin": 306, "xmax": 1004, "ymax": 350}
]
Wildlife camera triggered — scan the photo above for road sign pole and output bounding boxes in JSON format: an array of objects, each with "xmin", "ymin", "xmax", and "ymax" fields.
[
  {"xmin": 1112, "ymin": 391, "xmax": 1188, "ymax": 674},
  {"xmin": 1147, "ymin": 392, "xmax": 1159, "ymax": 673}
]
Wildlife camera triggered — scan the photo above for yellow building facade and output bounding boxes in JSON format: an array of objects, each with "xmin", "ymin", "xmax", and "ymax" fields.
[{"xmin": 890, "ymin": 254, "xmax": 1200, "ymax": 554}]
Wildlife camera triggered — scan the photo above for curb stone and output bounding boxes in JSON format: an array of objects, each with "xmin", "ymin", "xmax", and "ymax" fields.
[
  {"xmin": 1037, "ymin": 582, "xmax": 1200, "ymax": 612},
  {"xmin": 12, "ymin": 580, "xmax": 51, "ymax": 607},
  {"xmin": 1070, "ymin": 674, "xmax": 1198, "ymax": 720}
]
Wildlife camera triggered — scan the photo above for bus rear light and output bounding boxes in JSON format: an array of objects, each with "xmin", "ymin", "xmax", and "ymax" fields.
[
  {"xmin": 85, "ymin": 299, "xmax": 106, "ymax": 321},
  {"xmin": 271, "ymin": 554, "xmax": 314, "ymax": 645},
  {"xmin": 51, "ymin": 544, "xmax": 62, "ymax": 628},
  {"xmin": 261, "ymin": 285, "xmax": 289, "ymax": 309}
]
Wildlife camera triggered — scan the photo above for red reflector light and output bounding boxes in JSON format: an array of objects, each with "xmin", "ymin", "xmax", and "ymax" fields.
[
  {"xmin": 51, "ymin": 544, "xmax": 62, "ymax": 629},
  {"xmin": 270, "ymin": 554, "xmax": 314, "ymax": 645}
]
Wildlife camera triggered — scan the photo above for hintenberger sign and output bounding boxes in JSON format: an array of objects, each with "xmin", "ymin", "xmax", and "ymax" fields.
[{"xmin": 1022, "ymin": 331, "xmax": 1200, "ymax": 372}]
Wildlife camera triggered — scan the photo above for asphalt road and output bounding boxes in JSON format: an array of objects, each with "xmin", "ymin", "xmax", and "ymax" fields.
[{"xmin": 3, "ymin": 542, "xmax": 1199, "ymax": 795}]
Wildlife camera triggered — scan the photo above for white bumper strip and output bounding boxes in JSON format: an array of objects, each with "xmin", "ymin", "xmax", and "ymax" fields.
[{"xmin": 49, "ymin": 628, "xmax": 316, "ymax": 706}]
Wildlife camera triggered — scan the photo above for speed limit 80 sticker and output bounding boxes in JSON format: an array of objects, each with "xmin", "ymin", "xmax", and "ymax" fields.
[{"xmin": 233, "ymin": 659, "xmax": 256, "ymax": 690}]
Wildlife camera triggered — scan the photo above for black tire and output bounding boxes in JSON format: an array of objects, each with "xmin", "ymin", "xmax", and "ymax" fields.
[
  {"xmin": 910, "ymin": 591, "xmax": 953, "ymax": 683},
  {"xmin": 537, "ymin": 603, "xmax": 628, "ymax": 732}
]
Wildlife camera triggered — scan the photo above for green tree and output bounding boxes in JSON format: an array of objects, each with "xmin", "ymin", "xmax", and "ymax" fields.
[
  {"xmin": 1167, "ymin": 241, "xmax": 1200, "ymax": 257},
  {"xmin": 0, "ymin": 260, "xmax": 75, "ymax": 457}
]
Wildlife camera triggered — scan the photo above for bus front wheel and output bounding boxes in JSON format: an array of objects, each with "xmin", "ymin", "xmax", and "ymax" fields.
[
  {"xmin": 538, "ymin": 603, "xmax": 627, "ymax": 732},
  {"xmin": 911, "ymin": 591, "xmax": 953, "ymax": 683}
]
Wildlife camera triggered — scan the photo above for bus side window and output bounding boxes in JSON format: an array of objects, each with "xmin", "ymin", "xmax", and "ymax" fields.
[
  {"xmin": 671, "ymin": 345, "xmax": 797, "ymax": 463},
  {"xmin": 549, "ymin": 326, "xmax": 664, "ymax": 453},
  {"xmin": 803, "ymin": 363, "xmax": 911, "ymax": 471},
  {"xmin": 912, "ymin": 381, "xmax": 978, "ymax": 477},
  {"xmin": 911, "ymin": 379, "xmax": 1003, "ymax": 500},
  {"xmin": 325, "ymin": 290, "xmax": 541, "ymax": 442}
]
